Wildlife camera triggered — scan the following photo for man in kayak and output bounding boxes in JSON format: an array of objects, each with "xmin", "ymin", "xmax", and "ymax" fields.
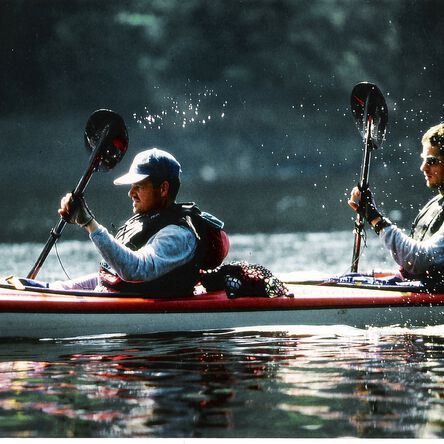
[
  {"xmin": 348, "ymin": 122, "xmax": 444, "ymax": 288},
  {"xmin": 54, "ymin": 148, "xmax": 229, "ymax": 296}
]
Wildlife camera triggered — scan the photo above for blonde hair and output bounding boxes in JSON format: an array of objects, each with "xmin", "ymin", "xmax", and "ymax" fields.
[{"xmin": 422, "ymin": 122, "xmax": 444, "ymax": 150}]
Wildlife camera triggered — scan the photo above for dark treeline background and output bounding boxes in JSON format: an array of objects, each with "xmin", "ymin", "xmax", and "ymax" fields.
[{"xmin": 1, "ymin": 0, "xmax": 444, "ymax": 241}]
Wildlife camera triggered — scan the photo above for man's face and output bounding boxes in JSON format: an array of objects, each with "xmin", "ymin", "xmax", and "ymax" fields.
[
  {"xmin": 420, "ymin": 141, "xmax": 444, "ymax": 191},
  {"xmin": 128, "ymin": 178, "xmax": 166, "ymax": 214}
]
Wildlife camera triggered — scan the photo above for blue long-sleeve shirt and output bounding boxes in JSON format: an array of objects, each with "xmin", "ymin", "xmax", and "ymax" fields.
[
  {"xmin": 51, "ymin": 223, "xmax": 197, "ymax": 291},
  {"xmin": 380, "ymin": 224, "xmax": 444, "ymax": 275}
]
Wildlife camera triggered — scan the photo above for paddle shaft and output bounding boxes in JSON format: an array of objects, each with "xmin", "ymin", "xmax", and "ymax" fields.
[
  {"xmin": 27, "ymin": 126, "xmax": 110, "ymax": 279},
  {"xmin": 350, "ymin": 115, "xmax": 373, "ymax": 273}
]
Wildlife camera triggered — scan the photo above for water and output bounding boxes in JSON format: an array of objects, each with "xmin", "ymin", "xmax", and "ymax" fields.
[
  {"xmin": 0, "ymin": 231, "xmax": 394, "ymax": 282},
  {"xmin": 0, "ymin": 232, "xmax": 444, "ymax": 438}
]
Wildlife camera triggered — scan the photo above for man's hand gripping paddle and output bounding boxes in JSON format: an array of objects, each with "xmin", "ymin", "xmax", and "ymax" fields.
[
  {"xmin": 27, "ymin": 109, "xmax": 128, "ymax": 279},
  {"xmin": 350, "ymin": 82, "xmax": 388, "ymax": 272}
]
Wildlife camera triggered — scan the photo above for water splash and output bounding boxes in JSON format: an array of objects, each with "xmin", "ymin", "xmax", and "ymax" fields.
[{"xmin": 133, "ymin": 88, "xmax": 228, "ymax": 130}]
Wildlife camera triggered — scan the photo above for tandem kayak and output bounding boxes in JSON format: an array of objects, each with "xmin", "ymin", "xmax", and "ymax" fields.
[{"xmin": 0, "ymin": 279, "xmax": 443, "ymax": 339}]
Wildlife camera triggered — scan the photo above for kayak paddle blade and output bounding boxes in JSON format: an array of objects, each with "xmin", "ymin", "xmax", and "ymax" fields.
[
  {"xmin": 84, "ymin": 109, "xmax": 129, "ymax": 172},
  {"xmin": 350, "ymin": 82, "xmax": 388, "ymax": 150}
]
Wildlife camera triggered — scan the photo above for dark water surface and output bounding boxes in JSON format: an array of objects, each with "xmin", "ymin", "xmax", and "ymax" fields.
[
  {"xmin": 0, "ymin": 233, "xmax": 443, "ymax": 438},
  {"xmin": 1, "ymin": 327, "xmax": 444, "ymax": 438}
]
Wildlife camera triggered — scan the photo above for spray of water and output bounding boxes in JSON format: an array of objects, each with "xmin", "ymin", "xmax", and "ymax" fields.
[{"xmin": 133, "ymin": 88, "xmax": 228, "ymax": 130}]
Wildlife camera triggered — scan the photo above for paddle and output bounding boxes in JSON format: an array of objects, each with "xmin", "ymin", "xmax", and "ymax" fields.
[
  {"xmin": 27, "ymin": 109, "xmax": 129, "ymax": 279},
  {"xmin": 350, "ymin": 82, "xmax": 388, "ymax": 272}
]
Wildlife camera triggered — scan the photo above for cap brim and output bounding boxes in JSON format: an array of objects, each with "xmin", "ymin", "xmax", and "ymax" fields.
[{"xmin": 113, "ymin": 172, "xmax": 150, "ymax": 185}]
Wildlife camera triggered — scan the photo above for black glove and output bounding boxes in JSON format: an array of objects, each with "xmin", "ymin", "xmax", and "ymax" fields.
[
  {"xmin": 358, "ymin": 188, "xmax": 382, "ymax": 224},
  {"xmin": 64, "ymin": 194, "xmax": 95, "ymax": 227}
]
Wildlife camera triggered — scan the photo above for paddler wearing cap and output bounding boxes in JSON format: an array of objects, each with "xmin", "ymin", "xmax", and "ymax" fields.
[{"xmin": 56, "ymin": 148, "xmax": 229, "ymax": 296}]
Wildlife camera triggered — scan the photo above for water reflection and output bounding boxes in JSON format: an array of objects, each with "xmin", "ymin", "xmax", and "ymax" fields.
[{"xmin": 0, "ymin": 328, "xmax": 443, "ymax": 438}]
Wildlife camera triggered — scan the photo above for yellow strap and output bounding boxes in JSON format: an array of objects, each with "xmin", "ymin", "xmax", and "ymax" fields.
[{"xmin": 5, "ymin": 275, "xmax": 25, "ymax": 290}]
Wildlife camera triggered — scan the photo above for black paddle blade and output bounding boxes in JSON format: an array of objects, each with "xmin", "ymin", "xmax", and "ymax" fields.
[
  {"xmin": 84, "ymin": 109, "xmax": 129, "ymax": 172},
  {"xmin": 351, "ymin": 82, "xmax": 388, "ymax": 150}
]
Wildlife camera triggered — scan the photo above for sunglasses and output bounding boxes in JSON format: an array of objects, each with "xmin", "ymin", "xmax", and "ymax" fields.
[{"xmin": 422, "ymin": 155, "xmax": 444, "ymax": 166}]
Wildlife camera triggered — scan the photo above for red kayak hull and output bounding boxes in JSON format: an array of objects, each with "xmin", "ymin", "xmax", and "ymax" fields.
[{"xmin": 0, "ymin": 283, "xmax": 443, "ymax": 338}]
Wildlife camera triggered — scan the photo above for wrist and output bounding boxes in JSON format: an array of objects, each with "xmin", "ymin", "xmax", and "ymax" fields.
[
  {"xmin": 80, "ymin": 216, "xmax": 94, "ymax": 228},
  {"xmin": 83, "ymin": 218, "xmax": 99, "ymax": 233},
  {"xmin": 365, "ymin": 207, "xmax": 382, "ymax": 225},
  {"xmin": 373, "ymin": 217, "xmax": 392, "ymax": 235},
  {"xmin": 370, "ymin": 216, "xmax": 382, "ymax": 226}
]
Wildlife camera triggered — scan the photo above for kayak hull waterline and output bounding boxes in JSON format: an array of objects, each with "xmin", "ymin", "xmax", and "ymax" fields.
[{"xmin": 0, "ymin": 283, "xmax": 443, "ymax": 338}]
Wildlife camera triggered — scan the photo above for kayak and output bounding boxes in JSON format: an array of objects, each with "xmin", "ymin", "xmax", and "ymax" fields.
[
  {"xmin": 7, "ymin": 95, "xmax": 433, "ymax": 339},
  {"xmin": 0, "ymin": 279, "xmax": 443, "ymax": 339}
]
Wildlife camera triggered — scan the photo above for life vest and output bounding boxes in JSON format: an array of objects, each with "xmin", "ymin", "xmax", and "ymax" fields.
[
  {"xmin": 99, "ymin": 203, "xmax": 229, "ymax": 296},
  {"xmin": 410, "ymin": 195, "xmax": 444, "ymax": 241},
  {"xmin": 402, "ymin": 195, "xmax": 444, "ymax": 287}
]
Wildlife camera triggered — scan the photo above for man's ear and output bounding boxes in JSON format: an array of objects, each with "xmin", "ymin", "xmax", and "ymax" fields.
[{"xmin": 159, "ymin": 180, "xmax": 170, "ymax": 198}]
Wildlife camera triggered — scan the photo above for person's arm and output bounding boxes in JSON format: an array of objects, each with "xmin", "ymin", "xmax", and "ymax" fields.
[
  {"xmin": 348, "ymin": 186, "xmax": 444, "ymax": 274},
  {"xmin": 89, "ymin": 224, "xmax": 198, "ymax": 281},
  {"xmin": 379, "ymin": 224, "xmax": 444, "ymax": 275},
  {"xmin": 58, "ymin": 192, "xmax": 198, "ymax": 282},
  {"xmin": 49, "ymin": 273, "xmax": 99, "ymax": 290}
]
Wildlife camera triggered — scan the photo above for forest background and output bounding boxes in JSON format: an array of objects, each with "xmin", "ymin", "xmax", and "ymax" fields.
[{"xmin": 1, "ymin": 0, "xmax": 443, "ymax": 241}]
